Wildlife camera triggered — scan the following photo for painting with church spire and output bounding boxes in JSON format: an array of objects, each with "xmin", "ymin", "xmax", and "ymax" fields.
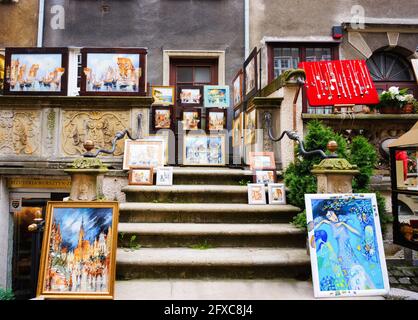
[{"xmin": 37, "ymin": 201, "xmax": 119, "ymax": 299}]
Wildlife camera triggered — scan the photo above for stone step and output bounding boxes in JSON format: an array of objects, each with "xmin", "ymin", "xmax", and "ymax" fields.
[
  {"xmin": 119, "ymin": 202, "xmax": 300, "ymax": 223},
  {"xmin": 123, "ymin": 185, "xmax": 251, "ymax": 203},
  {"xmin": 118, "ymin": 223, "xmax": 306, "ymax": 248},
  {"xmin": 116, "ymin": 247, "xmax": 310, "ymax": 279}
]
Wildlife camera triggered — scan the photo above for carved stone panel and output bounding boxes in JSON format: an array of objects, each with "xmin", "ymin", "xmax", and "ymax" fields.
[
  {"xmin": 0, "ymin": 110, "xmax": 41, "ymax": 156},
  {"xmin": 61, "ymin": 110, "xmax": 130, "ymax": 156}
]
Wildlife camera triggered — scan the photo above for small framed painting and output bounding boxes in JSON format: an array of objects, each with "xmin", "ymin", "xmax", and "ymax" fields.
[
  {"xmin": 254, "ymin": 170, "xmax": 276, "ymax": 184},
  {"xmin": 233, "ymin": 69, "xmax": 243, "ymax": 108},
  {"xmin": 204, "ymin": 85, "xmax": 230, "ymax": 108},
  {"xmin": 183, "ymin": 134, "xmax": 226, "ymax": 166},
  {"xmin": 244, "ymin": 47, "xmax": 258, "ymax": 101},
  {"xmin": 232, "ymin": 112, "xmax": 243, "ymax": 148},
  {"xmin": 36, "ymin": 201, "xmax": 119, "ymax": 299},
  {"xmin": 128, "ymin": 167, "xmax": 154, "ymax": 185},
  {"xmin": 151, "ymin": 106, "xmax": 174, "ymax": 132},
  {"xmin": 177, "ymin": 85, "xmax": 203, "ymax": 107},
  {"xmin": 305, "ymin": 193, "xmax": 390, "ymax": 298},
  {"xmin": 152, "ymin": 85, "xmax": 175, "ymax": 105},
  {"xmin": 206, "ymin": 108, "xmax": 227, "ymax": 131},
  {"xmin": 123, "ymin": 139, "xmax": 165, "ymax": 170},
  {"xmin": 244, "ymin": 108, "xmax": 256, "ymax": 145},
  {"xmin": 80, "ymin": 48, "xmax": 147, "ymax": 96},
  {"xmin": 268, "ymin": 183, "xmax": 286, "ymax": 205},
  {"xmin": 156, "ymin": 167, "xmax": 174, "ymax": 186},
  {"xmin": 0, "ymin": 53, "xmax": 5, "ymax": 93},
  {"xmin": 3, "ymin": 47, "xmax": 69, "ymax": 96},
  {"xmin": 249, "ymin": 152, "xmax": 276, "ymax": 170},
  {"xmin": 181, "ymin": 108, "xmax": 201, "ymax": 130},
  {"xmin": 247, "ymin": 183, "xmax": 266, "ymax": 205}
]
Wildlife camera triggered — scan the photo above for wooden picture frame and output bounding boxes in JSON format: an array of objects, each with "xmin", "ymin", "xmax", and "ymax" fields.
[
  {"xmin": 244, "ymin": 108, "xmax": 257, "ymax": 145},
  {"xmin": 156, "ymin": 167, "xmax": 174, "ymax": 186},
  {"xmin": 206, "ymin": 108, "xmax": 227, "ymax": 131},
  {"xmin": 203, "ymin": 85, "xmax": 230, "ymax": 108},
  {"xmin": 151, "ymin": 106, "xmax": 174, "ymax": 132},
  {"xmin": 145, "ymin": 132, "xmax": 170, "ymax": 165},
  {"xmin": 80, "ymin": 48, "xmax": 147, "ymax": 96},
  {"xmin": 0, "ymin": 52, "xmax": 5, "ymax": 93},
  {"xmin": 233, "ymin": 69, "xmax": 243, "ymax": 108},
  {"xmin": 232, "ymin": 110, "xmax": 243, "ymax": 147},
  {"xmin": 268, "ymin": 183, "xmax": 286, "ymax": 205},
  {"xmin": 253, "ymin": 170, "xmax": 277, "ymax": 184},
  {"xmin": 181, "ymin": 108, "xmax": 202, "ymax": 131},
  {"xmin": 128, "ymin": 167, "xmax": 154, "ymax": 185},
  {"xmin": 183, "ymin": 133, "xmax": 226, "ymax": 166},
  {"xmin": 123, "ymin": 139, "xmax": 165, "ymax": 170},
  {"xmin": 247, "ymin": 183, "xmax": 266, "ymax": 205},
  {"xmin": 243, "ymin": 47, "xmax": 258, "ymax": 102},
  {"xmin": 151, "ymin": 85, "xmax": 175, "ymax": 105},
  {"xmin": 3, "ymin": 47, "xmax": 69, "ymax": 96},
  {"xmin": 177, "ymin": 85, "xmax": 203, "ymax": 107},
  {"xmin": 36, "ymin": 201, "xmax": 119, "ymax": 299},
  {"xmin": 249, "ymin": 152, "xmax": 276, "ymax": 170}
]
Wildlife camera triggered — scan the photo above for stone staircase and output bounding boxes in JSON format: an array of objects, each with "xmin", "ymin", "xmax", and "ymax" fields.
[{"xmin": 116, "ymin": 167, "xmax": 311, "ymax": 284}]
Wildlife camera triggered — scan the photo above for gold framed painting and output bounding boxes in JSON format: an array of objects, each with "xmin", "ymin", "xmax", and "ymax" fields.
[
  {"xmin": 232, "ymin": 111, "xmax": 243, "ymax": 147},
  {"xmin": 244, "ymin": 108, "xmax": 256, "ymax": 145},
  {"xmin": 151, "ymin": 85, "xmax": 175, "ymax": 105},
  {"xmin": 128, "ymin": 166, "xmax": 154, "ymax": 185},
  {"xmin": 123, "ymin": 139, "xmax": 165, "ymax": 170},
  {"xmin": 36, "ymin": 201, "xmax": 119, "ymax": 299}
]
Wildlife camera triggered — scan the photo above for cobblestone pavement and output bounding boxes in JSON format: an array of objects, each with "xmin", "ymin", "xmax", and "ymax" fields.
[{"xmin": 388, "ymin": 265, "xmax": 418, "ymax": 293}]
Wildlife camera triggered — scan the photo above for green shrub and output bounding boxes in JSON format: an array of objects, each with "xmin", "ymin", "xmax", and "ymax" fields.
[{"xmin": 0, "ymin": 288, "xmax": 14, "ymax": 300}]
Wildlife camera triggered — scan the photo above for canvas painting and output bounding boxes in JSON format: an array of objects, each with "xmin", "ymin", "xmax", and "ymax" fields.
[
  {"xmin": 37, "ymin": 201, "xmax": 119, "ymax": 299},
  {"xmin": 145, "ymin": 133, "xmax": 170, "ymax": 165},
  {"xmin": 156, "ymin": 167, "xmax": 174, "ymax": 186},
  {"xmin": 182, "ymin": 110, "xmax": 201, "ymax": 130},
  {"xmin": 247, "ymin": 183, "xmax": 266, "ymax": 205},
  {"xmin": 204, "ymin": 85, "xmax": 230, "ymax": 108},
  {"xmin": 183, "ymin": 134, "xmax": 225, "ymax": 166},
  {"xmin": 233, "ymin": 70, "xmax": 243, "ymax": 107},
  {"xmin": 207, "ymin": 110, "xmax": 226, "ymax": 131},
  {"xmin": 232, "ymin": 113, "xmax": 243, "ymax": 147},
  {"xmin": 254, "ymin": 170, "xmax": 276, "ymax": 184},
  {"xmin": 305, "ymin": 194, "xmax": 390, "ymax": 298},
  {"xmin": 249, "ymin": 152, "xmax": 276, "ymax": 170},
  {"xmin": 153, "ymin": 107, "xmax": 172, "ymax": 130},
  {"xmin": 178, "ymin": 86, "xmax": 202, "ymax": 106},
  {"xmin": 244, "ymin": 109, "xmax": 256, "ymax": 145},
  {"xmin": 245, "ymin": 58, "xmax": 256, "ymax": 95},
  {"xmin": 129, "ymin": 167, "xmax": 153, "ymax": 185},
  {"xmin": 152, "ymin": 86, "xmax": 175, "ymax": 105},
  {"xmin": 123, "ymin": 139, "xmax": 165, "ymax": 170},
  {"xmin": 268, "ymin": 183, "xmax": 286, "ymax": 205}
]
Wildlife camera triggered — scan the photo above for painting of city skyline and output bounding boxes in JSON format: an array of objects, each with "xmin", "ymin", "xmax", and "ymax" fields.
[{"xmin": 37, "ymin": 202, "xmax": 119, "ymax": 299}]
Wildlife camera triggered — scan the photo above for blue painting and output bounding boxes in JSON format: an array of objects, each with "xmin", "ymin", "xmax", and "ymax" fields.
[
  {"xmin": 204, "ymin": 85, "xmax": 230, "ymax": 108},
  {"xmin": 305, "ymin": 194, "xmax": 389, "ymax": 297},
  {"xmin": 184, "ymin": 134, "xmax": 225, "ymax": 165}
]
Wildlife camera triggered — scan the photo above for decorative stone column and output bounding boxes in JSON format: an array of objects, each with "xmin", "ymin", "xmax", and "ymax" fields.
[{"xmin": 311, "ymin": 142, "xmax": 359, "ymax": 193}]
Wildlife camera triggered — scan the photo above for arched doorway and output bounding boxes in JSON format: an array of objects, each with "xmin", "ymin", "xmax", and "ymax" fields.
[{"xmin": 366, "ymin": 48, "xmax": 418, "ymax": 96}]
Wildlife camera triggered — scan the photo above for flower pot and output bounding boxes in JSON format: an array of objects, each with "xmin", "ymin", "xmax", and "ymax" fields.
[
  {"xmin": 401, "ymin": 103, "xmax": 414, "ymax": 114},
  {"xmin": 379, "ymin": 105, "xmax": 401, "ymax": 114}
]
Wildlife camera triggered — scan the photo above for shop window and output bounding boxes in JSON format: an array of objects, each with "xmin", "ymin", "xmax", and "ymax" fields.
[{"xmin": 171, "ymin": 59, "xmax": 218, "ymax": 86}]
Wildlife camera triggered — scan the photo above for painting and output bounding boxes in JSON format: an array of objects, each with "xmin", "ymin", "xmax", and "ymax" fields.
[
  {"xmin": 232, "ymin": 112, "xmax": 243, "ymax": 148},
  {"xmin": 244, "ymin": 108, "xmax": 256, "ymax": 145},
  {"xmin": 268, "ymin": 183, "xmax": 286, "ymax": 205},
  {"xmin": 204, "ymin": 85, "xmax": 230, "ymax": 108},
  {"xmin": 178, "ymin": 85, "xmax": 203, "ymax": 107},
  {"xmin": 233, "ymin": 69, "xmax": 243, "ymax": 108},
  {"xmin": 80, "ymin": 48, "xmax": 147, "ymax": 96},
  {"xmin": 244, "ymin": 48, "xmax": 258, "ymax": 100},
  {"xmin": 145, "ymin": 133, "xmax": 170, "ymax": 165},
  {"xmin": 183, "ymin": 134, "xmax": 226, "ymax": 166},
  {"xmin": 181, "ymin": 109, "xmax": 201, "ymax": 130},
  {"xmin": 123, "ymin": 139, "xmax": 165, "ymax": 170},
  {"xmin": 37, "ymin": 201, "xmax": 119, "ymax": 299},
  {"xmin": 156, "ymin": 167, "xmax": 174, "ymax": 186},
  {"xmin": 128, "ymin": 167, "xmax": 154, "ymax": 185},
  {"xmin": 4, "ymin": 47, "xmax": 68, "ymax": 96},
  {"xmin": 305, "ymin": 193, "xmax": 390, "ymax": 298},
  {"xmin": 254, "ymin": 170, "xmax": 276, "ymax": 184},
  {"xmin": 249, "ymin": 152, "xmax": 276, "ymax": 170},
  {"xmin": 152, "ymin": 86, "xmax": 175, "ymax": 105},
  {"xmin": 247, "ymin": 183, "xmax": 266, "ymax": 205},
  {"xmin": 206, "ymin": 108, "xmax": 227, "ymax": 131},
  {"xmin": 151, "ymin": 106, "xmax": 173, "ymax": 131},
  {"xmin": 0, "ymin": 53, "xmax": 4, "ymax": 93}
]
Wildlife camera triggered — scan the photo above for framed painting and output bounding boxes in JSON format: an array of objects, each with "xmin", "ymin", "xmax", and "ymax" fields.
[
  {"xmin": 0, "ymin": 52, "xmax": 4, "ymax": 93},
  {"xmin": 203, "ymin": 85, "xmax": 230, "ymax": 108},
  {"xmin": 249, "ymin": 152, "xmax": 276, "ymax": 170},
  {"xmin": 181, "ymin": 108, "xmax": 201, "ymax": 131},
  {"xmin": 305, "ymin": 193, "xmax": 390, "ymax": 298},
  {"xmin": 206, "ymin": 108, "xmax": 227, "ymax": 131},
  {"xmin": 268, "ymin": 183, "xmax": 286, "ymax": 205},
  {"xmin": 36, "ymin": 201, "xmax": 119, "ymax": 299},
  {"xmin": 183, "ymin": 134, "xmax": 226, "ymax": 166},
  {"xmin": 156, "ymin": 167, "xmax": 174, "ymax": 186},
  {"xmin": 3, "ymin": 47, "xmax": 69, "ymax": 96},
  {"xmin": 244, "ymin": 108, "xmax": 256, "ymax": 145},
  {"xmin": 254, "ymin": 170, "xmax": 276, "ymax": 184},
  {"xmin": 232, "ymin": 69, "xmax": 243, "ymax": 108},
  {"xmin": 151, "ymin": 85, "xmax": 175, "ymax": 105},
  {"xmin": 123, "ymin": 139, "xmax": 165, "ymax": 170},
  {"xmin": 151, "ymin": 106, "xmax": 174, "ymax": 132},
  {"xmin": 244, "ymin": 47, "xmax": 258, "ymax": 101},
  {"xmin": 80, "ymin": 48, "xmax": 147, "ymax": 96},
  {"xmin": 128, "ymin": 167, "xmax": 154, "ymax": 185},
  {"xmin": 232, "ymin": 111, "xmax": 243, "ymax": 148},
  {"xmin": 145, "ymin": 133, "xmax": 170, "ymax": 165},
  {"xmin": 247, "ymin": 183, "xmax": 266, "ymax": 205},
  {"xmin": 177, "ymin": 85, "xmax": 203, "ymax": 107}
]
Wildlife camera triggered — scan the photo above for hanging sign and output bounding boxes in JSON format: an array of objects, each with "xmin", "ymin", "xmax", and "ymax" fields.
[{"xmin": 299, "ymin": 60, "xmax": 379, "ymax": 106}]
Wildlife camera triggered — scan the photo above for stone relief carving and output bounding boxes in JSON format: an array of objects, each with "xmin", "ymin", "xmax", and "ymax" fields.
[
  {"xmin": 62, "ymin": 110, "xmax": 129, "ymax": 156},
  {"xmin": 0, "ymin": 110, "xmax": 40, "ymax": 156}
]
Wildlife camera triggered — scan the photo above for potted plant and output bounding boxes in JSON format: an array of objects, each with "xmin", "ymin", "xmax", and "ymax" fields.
[
  {"xmin": 402, "ymin": 93, "xmax": 417, "ymax": 114},
  {"xmin": 377, "ymin": 86, "xmax": 411, "ymax": 114}
]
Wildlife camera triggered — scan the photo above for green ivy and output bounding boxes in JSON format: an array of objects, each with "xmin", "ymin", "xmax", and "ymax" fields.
[{"xmin": 0, "ymin": 288, "xmax": 14, "ymax": 300}]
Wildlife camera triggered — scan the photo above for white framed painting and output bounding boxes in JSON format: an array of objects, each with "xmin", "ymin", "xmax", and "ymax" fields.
[
  {"xmin": 123, "ymin": 139, "xmax": 165, "ymax": 170},
  {"xmin": 247, "ymin": 183, "xmax": 266, "ymax": 205},
  {"xmin": 156, "ymin": 167, "xmax": 173, "ymax": 186},
  {"xmin": 305, "ymin": 193, "xmax": 390, "ymax": 298},
  {"xmin": 267, "ymin": 183, "xmax": 286, "ymax": 205}
]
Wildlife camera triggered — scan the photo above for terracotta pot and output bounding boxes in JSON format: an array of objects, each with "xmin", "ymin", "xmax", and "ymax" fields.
[
  {"xmin": 379, "ymin": 104, "xmax": 401, "ymax": 114},
  {"xmin": 401, "ymin": 103, "xmax": 414, "ymax": 114}
]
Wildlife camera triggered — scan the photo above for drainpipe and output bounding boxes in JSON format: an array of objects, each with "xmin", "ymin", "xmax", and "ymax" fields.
[
  {"xmin": 244, "ymin": 0, "xmax": 249, "ymax": 58},
  {"xmin": 37, "ymin": 0, "xmax": 45, "ymax": 47}
]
